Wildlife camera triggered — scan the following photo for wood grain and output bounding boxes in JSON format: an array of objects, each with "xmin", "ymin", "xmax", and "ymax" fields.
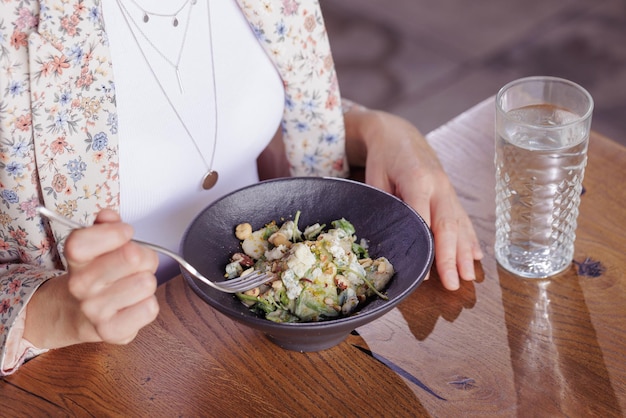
[{"xmin": 3, "ymin": 98, "xmax": 625, "ymax": 417}]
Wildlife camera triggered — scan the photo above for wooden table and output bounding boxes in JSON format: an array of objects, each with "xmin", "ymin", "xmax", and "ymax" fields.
[{"xmin": 3, "ymin": 98, "xmax": 625, "ymax": 417}]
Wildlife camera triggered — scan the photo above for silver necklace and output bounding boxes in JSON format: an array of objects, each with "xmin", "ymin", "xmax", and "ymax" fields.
[
  {"xmin": 118, "ymin": 0, "xmax": 195, "ymax": 93},
  {"xmin": 128, "ymin": 0, "xmax": 190, "ymax": 26},
  {"xmin": 115, "ymin": 0, "xmax": 219, "ymax": 190}
]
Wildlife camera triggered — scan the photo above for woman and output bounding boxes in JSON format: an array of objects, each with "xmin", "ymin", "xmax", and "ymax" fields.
[{"xmin": 0, "ymin": 0, "xmax": 482, "ymax": 374}]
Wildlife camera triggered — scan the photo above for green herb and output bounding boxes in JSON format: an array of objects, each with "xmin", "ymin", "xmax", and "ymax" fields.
[
  {"xmin": 331, "ymin": 218, "xmax": 356, "ymax": 236},
  {"xmin": 261, "ymin": 223, "xmax": 279, "ymax": 240},
  {"xmin": 343, "ymin": 267, "xmax": 389, "ymax": 300},
  {"xmin": 303, "ymin": 223, "xmax": 326, "ymax": 240},
  {"xmin": 352, "ymin": 242, "xmax": 369, "ymax": 259},
  {"xmin": 292, "ymin": 210, "xmax": 303, "ymax": 242}
]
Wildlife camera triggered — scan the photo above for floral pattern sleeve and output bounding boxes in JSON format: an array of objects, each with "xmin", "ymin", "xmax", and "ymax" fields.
[
  {"xmin": 0, "ymin": 0, "xmax": 120, "ymax": 375},
  {"xmin": 0, "ymin": 265, "xmax": 62, "ymax": 374},
  {"xmin": 235, "ymin": 0, "xmax": 349, "ymax": 177}
]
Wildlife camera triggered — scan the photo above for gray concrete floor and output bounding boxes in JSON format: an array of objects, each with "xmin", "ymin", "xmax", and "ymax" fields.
[{"xmin": 322, "ymin": 0, "xmax": 626, "ymax": 147}]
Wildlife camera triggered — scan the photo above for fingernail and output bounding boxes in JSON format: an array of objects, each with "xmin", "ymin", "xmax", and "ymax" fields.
[
  {"xmin": 445, "ymin": 271, "xmax": 460, "ymax": 291},
  {"xmin": 463, "ymin": 262, "xmax": 476, "ymax": 281}
]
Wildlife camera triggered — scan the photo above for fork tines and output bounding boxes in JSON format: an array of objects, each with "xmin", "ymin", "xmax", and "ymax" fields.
[{"xmin": 220, "ymin": 271, "xmax": 272, "ymax": 293}]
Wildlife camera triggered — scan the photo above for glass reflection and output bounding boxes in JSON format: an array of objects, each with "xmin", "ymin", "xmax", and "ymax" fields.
[{"xmin": 499, "ymin": 267, "xmax": 619, "ymax": 416}]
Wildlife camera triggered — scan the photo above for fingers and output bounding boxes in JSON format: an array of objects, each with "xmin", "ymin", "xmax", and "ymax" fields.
[
  {"xmin": 62, "ymin": 210, "xmax": 160, "ymax": 345},
  {"xmin": 97, "ymin": 295, "xmax": 159, "ymax": 344},
  {"xmin": 64, "ymin": 220, "xmax": 134, "ymax": 265},
  {"xmin": 67, "ymin": 239, "xmax": 158, "ymax": 299},
  {"xmin": 79, "ymin": 271, "xmax": 159, "ymax": 344},
  {"xmin": 472, "ymin": 238, "xmax": 485, "ymax": 261},
  {"xmin": 399, "ymin": 173, "xmax": 482, "ymax": 291},
  {"xmin": 94, "ymin": 208, "xmax": 124, "ymax": 224},
  {"xmin": 456, "ymin": 224, "xmax": 481, "ymax": 281},
  {"xmin": 429, "ymin": 191, "xmax": 483, "ymax": 290},
  {"xmin": 354, "ymin": 110, "xmax": 483, "ymax": 292}
]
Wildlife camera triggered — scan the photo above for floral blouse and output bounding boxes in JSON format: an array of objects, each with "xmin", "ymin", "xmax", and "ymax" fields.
[{"xmin": 0, "ymin": 0, "xmax": 348, "ymax": 374}]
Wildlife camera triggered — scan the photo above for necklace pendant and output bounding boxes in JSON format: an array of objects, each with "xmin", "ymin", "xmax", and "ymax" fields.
[
  {"xmin": 172, "ymin": 16, "xmax": 179, "ymax": 27},
  {"xmin": 202, "ymin": 170, "xmax": 219, "ymax": 190},
  {"xmin": 143, "ymin": 12, "xmax": 149, "ymax": 23}
]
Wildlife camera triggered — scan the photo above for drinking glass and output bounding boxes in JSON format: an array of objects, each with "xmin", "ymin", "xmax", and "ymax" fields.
[{"xmin": 495, "ymin": 76, "xmax": 594, "ymax": 278}]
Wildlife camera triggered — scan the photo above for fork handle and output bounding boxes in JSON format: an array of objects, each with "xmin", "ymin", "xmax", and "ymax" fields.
[
  {"xmin": 38, "ymin": 207, "xmax": 199, "ymax": 276},
  {"xmin": 36, "ymin": 207, "xmax": 238, "ymax": 293}
]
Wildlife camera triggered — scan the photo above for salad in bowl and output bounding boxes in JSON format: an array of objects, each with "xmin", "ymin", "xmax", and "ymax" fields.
[{"xmin": 225, "ymin": 212, "xmax": 394, "ymax": 323}]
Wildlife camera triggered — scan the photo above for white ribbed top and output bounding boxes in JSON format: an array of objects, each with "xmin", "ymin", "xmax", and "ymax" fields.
[{"xmin": 101, "ymin": 0, "xmax": 284, "ymax": 279}]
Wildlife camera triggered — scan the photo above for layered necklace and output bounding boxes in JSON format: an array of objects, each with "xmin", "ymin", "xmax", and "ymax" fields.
[{"xmin": 115, "ymin": 0, "xmax": 219, "ymax": 190}]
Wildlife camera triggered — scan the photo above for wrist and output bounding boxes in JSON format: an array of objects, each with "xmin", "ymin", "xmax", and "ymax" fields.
[
  {"xmin": 344, "ymin": 106, "xmax": 387, "ymax": 167},
  {"xmin": 23, "ymin": 274, "xmax": 85, "ymax": 349}
]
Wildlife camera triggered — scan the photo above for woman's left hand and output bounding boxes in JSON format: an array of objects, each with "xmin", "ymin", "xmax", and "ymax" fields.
[{"xmin": 344, "ymin": 105, "xmax": 483, "ymax": 291}]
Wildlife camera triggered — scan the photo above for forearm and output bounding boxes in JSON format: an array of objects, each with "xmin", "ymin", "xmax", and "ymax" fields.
[
  {"xmin": 342, "ymin": 98, "xmax": 371, "ymax": 167},
  {"xmin": 257, "ymin": 126, "xmax": 290, "ymax": 180},
  {"xmin": 342, "ymin": 99, "xmax": 441, "ymax": 172},
  {"xmin": 0, "ymin": 265, "xmax": 62, "ymax": 375}
]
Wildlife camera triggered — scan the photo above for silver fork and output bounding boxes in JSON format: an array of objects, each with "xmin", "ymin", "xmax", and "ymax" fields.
[{"xmin": 37, "ymin": 206, "xmax": 271, "ymax": 293}]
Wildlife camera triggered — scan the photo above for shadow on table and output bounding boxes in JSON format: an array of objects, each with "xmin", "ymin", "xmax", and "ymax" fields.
[
  {"xmin": 397, "ymin": 263, "xmax": 483, "ymax": 341},
  {"xmin": 498, "ymin": 265, "xmax": 622, "ymax": 417}
]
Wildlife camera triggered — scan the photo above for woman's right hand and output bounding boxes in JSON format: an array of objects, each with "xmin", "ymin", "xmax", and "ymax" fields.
[{"xmin": 24, "ymin": 209, "xmax": 160, "ymax": 349}]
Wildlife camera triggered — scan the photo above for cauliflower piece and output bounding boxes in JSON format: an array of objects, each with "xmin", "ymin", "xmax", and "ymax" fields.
[
  {"xmin": 241, "ymin": 229, "xmax": 269, "ymax": 260},
  {"xmin": 265, "ymin": 244, "xmax": 288, "ymax": 261},
  {"xmin": 365, "ymin": 257, "xmax": 395, "ymax": 292}
]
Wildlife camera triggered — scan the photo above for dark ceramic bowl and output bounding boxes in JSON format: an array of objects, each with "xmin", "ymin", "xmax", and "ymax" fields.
[{"xmin": 180, "ymin": 177, "xmax": 434, "ymax": 352}]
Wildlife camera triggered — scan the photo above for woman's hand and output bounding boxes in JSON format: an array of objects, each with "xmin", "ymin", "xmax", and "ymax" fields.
[
  {"xmin": 24, "ymin": 209, "xmax": 160, "ymax": 349},
  {"xmin": 344, "ymin": 105, "xmax": 483, "ymax": 291}
]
